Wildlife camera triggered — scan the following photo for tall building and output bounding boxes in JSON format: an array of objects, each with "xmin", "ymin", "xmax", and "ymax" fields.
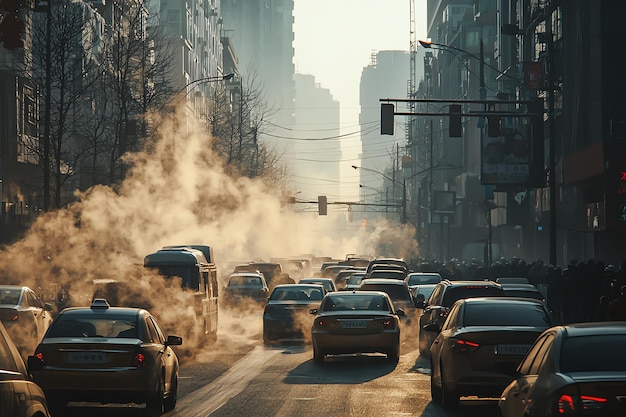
[
  {"xmin": 293, "ymin": 74, "xmax": 340, "ymax": 203},
  {"xmin": 357, "ymin": 50, "xmax": 410, "ymax": 225},
  {"xmin": 221, "ymin": 0, "xmax": 296, "ymax": 148}
]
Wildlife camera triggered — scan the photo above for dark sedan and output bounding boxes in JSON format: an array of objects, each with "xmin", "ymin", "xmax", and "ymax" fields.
[
  {"xmin": 223, "ymin": 272, "xmax": 270, "ymax": 306},
  {"xmin": 262, "ymin": 284, "xmax": 325, "ymax": 344},
  {"xmin": 498, "ymin": 322, "xmax": 626, "ymax": 417},
  {"xmin": 427, "ymin": 297, "xmax": 553, "ymax": 410},
  {"xmin": 310, "ymin": 291, "xmax": 402, "ymax": 363},
  {"xmin": 28, "ymin": 298, "xmax": 182, "ymax": 416}
]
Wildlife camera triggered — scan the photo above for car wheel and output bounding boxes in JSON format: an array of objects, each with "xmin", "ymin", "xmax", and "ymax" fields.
[
  {"xmin": 313, "ymin": 344, "xmax": 325, "ymax": 363},
  {"xmin": 163, "ymin": 373, "xmax": 177, "ymax": 412},
  {"xmin": 47, "ymin": 398, "xmax": 67, "ymax": 417},
  {"xmin": 146, "ymin": 374, "xmax": 165, "ymax": 417},
  {"xmin": 430, "ymin": 360, "xmax": 442, "ymax": 404},
  {"xmin": 440, "ymin": 362, "xmax": 459, "ymax": 410},
  {"xmin": 387, "ymin": 343, "xmax": 400, "ymax": 363}
]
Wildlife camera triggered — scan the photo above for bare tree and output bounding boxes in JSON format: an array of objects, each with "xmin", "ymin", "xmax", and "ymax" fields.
[
  {"xmin": 99, "ymin": 0, "xmax": 177, "ymax": 184},
  {"xmin": 207, "ymin": 72, "xmax": 288, "ymax": 186},
  {"xmin": 29, "ymin": 0, "xmax": 105, "ymax": 208}
]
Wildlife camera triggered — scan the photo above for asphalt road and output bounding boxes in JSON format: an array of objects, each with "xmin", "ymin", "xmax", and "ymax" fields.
[{"xmin": 56, "ymin": 307, "xmax": 501, "ymax": 417}]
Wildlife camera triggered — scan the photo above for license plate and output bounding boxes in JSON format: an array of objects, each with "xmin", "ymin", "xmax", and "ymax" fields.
[
  {"xmin": 340, "ymin": 320, "xmax": 367, "ymax": 329},
  {"xmin": 66, "ymin": 352, "xmax": 107, "ymax": 364},
  {"xmin": 495, "ymin": 344, "xmax": 532, "ymax": 355}
]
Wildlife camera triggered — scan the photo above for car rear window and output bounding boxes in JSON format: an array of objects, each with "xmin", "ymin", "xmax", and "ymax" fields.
[
  {"xmin": 442, "ymin": 286, "xmax": 504, "ymax": 307},
  {"xmin": 0, "ymin": 288, "xmax": 21, "ymax": 305},
  {"xmin": 229, "ymin": 276, "xmax": 262, "ymax": 287},
  {"xmin": 47, "ymin": 314, "xmax": 138, "ymax": 338},
  {"xmin": 270, "ymin": 287, "xmax": 324, "ymax": 301},
  {"xmin": 463, "ymin": 303, "xmax": 552, "ymax": 327},
  {"xmin": 359, "ymin": 284, "xmax": 412, "ymax": 302},
  {"xmin": 561, "ymin": 335, "xmax": 626, "ymax": 372},
  {"xmin": 322, "ymin": 294, "xmax": 390, "ymax": 312}
]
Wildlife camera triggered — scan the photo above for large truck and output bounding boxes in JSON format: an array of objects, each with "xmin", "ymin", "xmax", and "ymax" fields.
[{"xmin": 143, "ymin": 246, "xmax": 219, "ymax": 346}]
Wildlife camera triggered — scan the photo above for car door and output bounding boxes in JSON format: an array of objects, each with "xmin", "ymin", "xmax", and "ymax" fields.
[
  {"xmin": 148, "ymin": 315, "xmax": 177, "ymax": 389},
  {"xmin": 504, "ymin": 332, "xmax": 555, "ymax": 417},
  {"xmin": 26, "ymin": 290, "xmax": 52, "ymax": 339}
]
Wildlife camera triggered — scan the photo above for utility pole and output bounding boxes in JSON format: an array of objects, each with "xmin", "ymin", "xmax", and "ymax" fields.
[
  {"xmin": 43, "ymin": 0, "xmax": 52, "ymax": 210},
  {"xmin": 546, "ymin": 5, "xmax": 557, "ymax": 266}
]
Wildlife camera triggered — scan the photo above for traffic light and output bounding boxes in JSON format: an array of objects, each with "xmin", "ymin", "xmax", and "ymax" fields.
[
  {"xmin": 380, "ymin": 103, "xmax": 395, "ymax": 135},
  {"xmin": 449, "ymin": 104, "xmax": 462, "ymax": 137},
  {"xmin": 487, "ymin": 115, "xmax": 501, "ymax": 137},
  {"xmin": 318, "ymin": 195, "xmax": 327, "ymax": 216},
  {"xmin": 0, "ymin": 13, "xmax": 25, "ymax": 50}
]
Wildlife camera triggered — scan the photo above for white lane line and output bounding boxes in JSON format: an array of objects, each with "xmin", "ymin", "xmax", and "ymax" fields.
[{"xmin": 171, "ymin": 346, "xmax": 281, "ymax": 417}]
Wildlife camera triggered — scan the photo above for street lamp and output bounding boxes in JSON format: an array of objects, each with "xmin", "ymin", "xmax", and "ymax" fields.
[
  {"xmin": 179, "ymin": 73, "xmax": 235, "ymax": 96},
  {"xmin": 353, "ymin": 165, "xmax": 398, "ymax": 218}
]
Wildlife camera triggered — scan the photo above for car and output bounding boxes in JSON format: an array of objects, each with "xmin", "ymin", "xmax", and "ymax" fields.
[
  {"xmin": 223, "ymin": 272, "xmax": 270, "ymax": 305},
  {"xmin": 342, "ymin": 272, "xmax": 366, "ymax": 291},
  {"xmin": 0, "ymin": 285, "xmax": 54, "ymax": 359},
  {"xmin": 298, "ymin": 278, "xmax": 336, "ymax": 292},
  {"xmin": 27, "ymin": 298, "xmax": 183, "ymax": 416},
  {"xmin": 358, "ymin": 278, "xmax": 419, "ymax": 328},
  {"xmin": 0, "ymin": 320, "xmax": 51, "ymax": 417},
  {"xmin": 500, "ymin": 283, "xmax": 546, "ymax": 302},
  {"xmin": 367, "ymin": 269, "xmax": 408, "ymax": 280},
  {"xmin": 406, "ymin": 272, "xmax": 442, "ymax": 289},
  {"xmin": 233, "ymin": 262, "xmax": 294, "ymax": 289},
  {"xmin": 495, "ymin": 277, "xmax": 530, "ymax": 285},
  {"xmin": 365, "ymin": 257, "xmax": 409, "ymax": 276},
  {"xmin": 262, "ymin": 284, "xmax": 325, "ymax": 344},
  {"xmin": 333, "ymin": 268, "xmax": 366, "ymax": 289},
  {"xmin": 418, "ymin": 280, "xmax": 505, "ymax": 356},
  {"xmin": 427, "ymin": 297, "xmax": 554, "ymax": 410},
  {"xmin": 498, "ymin": 322, "xmax": 626, "ymax": 417},
  {"xmin": 309, "ymin": 290, "xmax": 403, "ymax": 363},
  {"xmin": 411, "ymin": 283, "xmax": 438, "ymax": 305}
]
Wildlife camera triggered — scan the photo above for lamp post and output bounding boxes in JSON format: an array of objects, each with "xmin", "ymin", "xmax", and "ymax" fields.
[
  {"xmin": 179, "ymin": 73, "xmax": 235, "ymax": 96},
  {"xmin": 354, "ymin": 164, "xmax": 457, "ymax": 224},
  {"xmin": 420, "ymin": 38, "xmax": 492, "ymax": 265},
  {"xmin": 352, "ymin": 165, "xmax": 398, "ymax": 219}
]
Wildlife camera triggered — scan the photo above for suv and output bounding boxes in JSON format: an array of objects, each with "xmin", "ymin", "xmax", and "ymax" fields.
[{"xmin": 418, "ymin": 280, "xmax": 504, "ymax": 356}]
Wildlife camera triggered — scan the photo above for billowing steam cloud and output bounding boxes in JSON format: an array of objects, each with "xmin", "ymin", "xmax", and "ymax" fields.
[{"xmin": 0, "ymin": 105, "xmax": 419, "ymax": 357}]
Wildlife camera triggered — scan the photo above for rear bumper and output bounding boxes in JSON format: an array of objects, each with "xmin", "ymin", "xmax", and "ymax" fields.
[{"xmin": 313, "ymin": 331, "xmax": 399, "ymax": 355}]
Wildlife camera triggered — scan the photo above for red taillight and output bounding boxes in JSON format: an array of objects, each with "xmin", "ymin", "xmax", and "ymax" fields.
[
  {"xmin": 9, "ymin": 310, "xmax": 18, "ymax": 321},
  {"xmin": 131, "ymin": 353, "xmax": 145, "ymax": 367},
  {"xmin": 36, "ymin": 352, "xmax": 44, "ymax": 364},
  {"xmin": 557, "ymin": 394, "xmax": 608, "ymax": 414},
  {"xmin": 316, "ymin": 319, "xmax": 325, "ymax": 326},
  {"xmin": 451, "ymin": 338, "xmax": 479, "ymax": 353}
]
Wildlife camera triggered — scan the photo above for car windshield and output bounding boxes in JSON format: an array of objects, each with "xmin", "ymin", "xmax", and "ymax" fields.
[
  {"xmin": 463, "ymin": 303, "xmax": 552, "ymax": 327},
  {"xmin": 561, "ymin": 335, "xmax": 626, "ymax": 372},
  {"xmin": 270, "ymin": 287, "xmax": 324, "ymax": 301},
  {"xmin": 407, "ymin": 274, "xmax": 441, "ymax": 285},
  {"xmin": 442, "ymin": 286, "xmax": 504, "ymax": 306},
  {"xmin": 47, "ymin": 314, "xmax": 138, "ymax": 338},
  {"xmin": 321, "ymin": 294, "xmax": 390, "ymax": 312},
  {"xmin": 301, "ymin": 280, "xmax": 331, "ymax": 290},
  {"xmin": 229, "ymin": 276, "xmax": 262, "ymax": 287},
  {"xmin": 359, "ymin": 284, "xmax": 412, "ymax": 302},
  {"xmin": 0, "ymin": 288, "xmax": 20, "ymax": 305}
]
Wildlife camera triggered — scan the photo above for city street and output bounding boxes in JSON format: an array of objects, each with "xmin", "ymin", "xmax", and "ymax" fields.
[{"xmin": 56, "ymin": 322, "xmax": 499, "ymax": 417}]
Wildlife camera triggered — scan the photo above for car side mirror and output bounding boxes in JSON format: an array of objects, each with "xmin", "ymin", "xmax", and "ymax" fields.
[
  {"xmin": 165, "ymin": 335, "xmax": 183, "ymax": 346},
  {"xmin": 309, "ymin": 308, "xmax": 318, "ymax": 315},
  {"xmin": 422, "ymin": 323, "xmax": 440, "ymax": 333},
  {"xmin": 27, "ymin": 355, "xmax": 44, "ymax": 372}
]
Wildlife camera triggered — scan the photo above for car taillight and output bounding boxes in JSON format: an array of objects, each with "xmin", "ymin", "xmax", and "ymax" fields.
[
  {"xmin": 557, "ymin": 394, "xmax": 608, "ymax": 414},
  {"xmin": 131, "ymin": 353, "xmax": 145, "ymax": 367},
  {"xmin": 315, "ymin": 319, "xmax": 325, "ymax": 327},
  {"xmin": 451, "ymin": 338, "xmax": 479, "ymax": 353},
  {"xmin": 8, "ymin": 309, "xmax": 18, "ymax": 321},
  {"xmin": 36, "ymin": 352, "xmax": 45, "ymax": 363}
]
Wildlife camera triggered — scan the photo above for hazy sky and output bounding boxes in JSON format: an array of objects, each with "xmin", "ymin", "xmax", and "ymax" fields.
[{"xmin": 292, "ymin": 0, "xmax": 428, "ymax": 198}]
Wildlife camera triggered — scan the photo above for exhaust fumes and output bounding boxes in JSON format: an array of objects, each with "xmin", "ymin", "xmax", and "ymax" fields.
[{"xmin": 0, "ymin": 105, "xmax": 419, "ymax": 360}]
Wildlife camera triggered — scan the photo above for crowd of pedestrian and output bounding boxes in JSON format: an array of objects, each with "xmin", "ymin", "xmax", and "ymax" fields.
[{"xmin": 408, "ymin": 256, "xmax": 626, "ymax": 325}]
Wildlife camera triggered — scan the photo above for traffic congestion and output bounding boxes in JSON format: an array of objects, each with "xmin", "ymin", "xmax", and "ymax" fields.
[{"xmin": 2, "ymin": 251, "xmax": 626, "ymax": 416}]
